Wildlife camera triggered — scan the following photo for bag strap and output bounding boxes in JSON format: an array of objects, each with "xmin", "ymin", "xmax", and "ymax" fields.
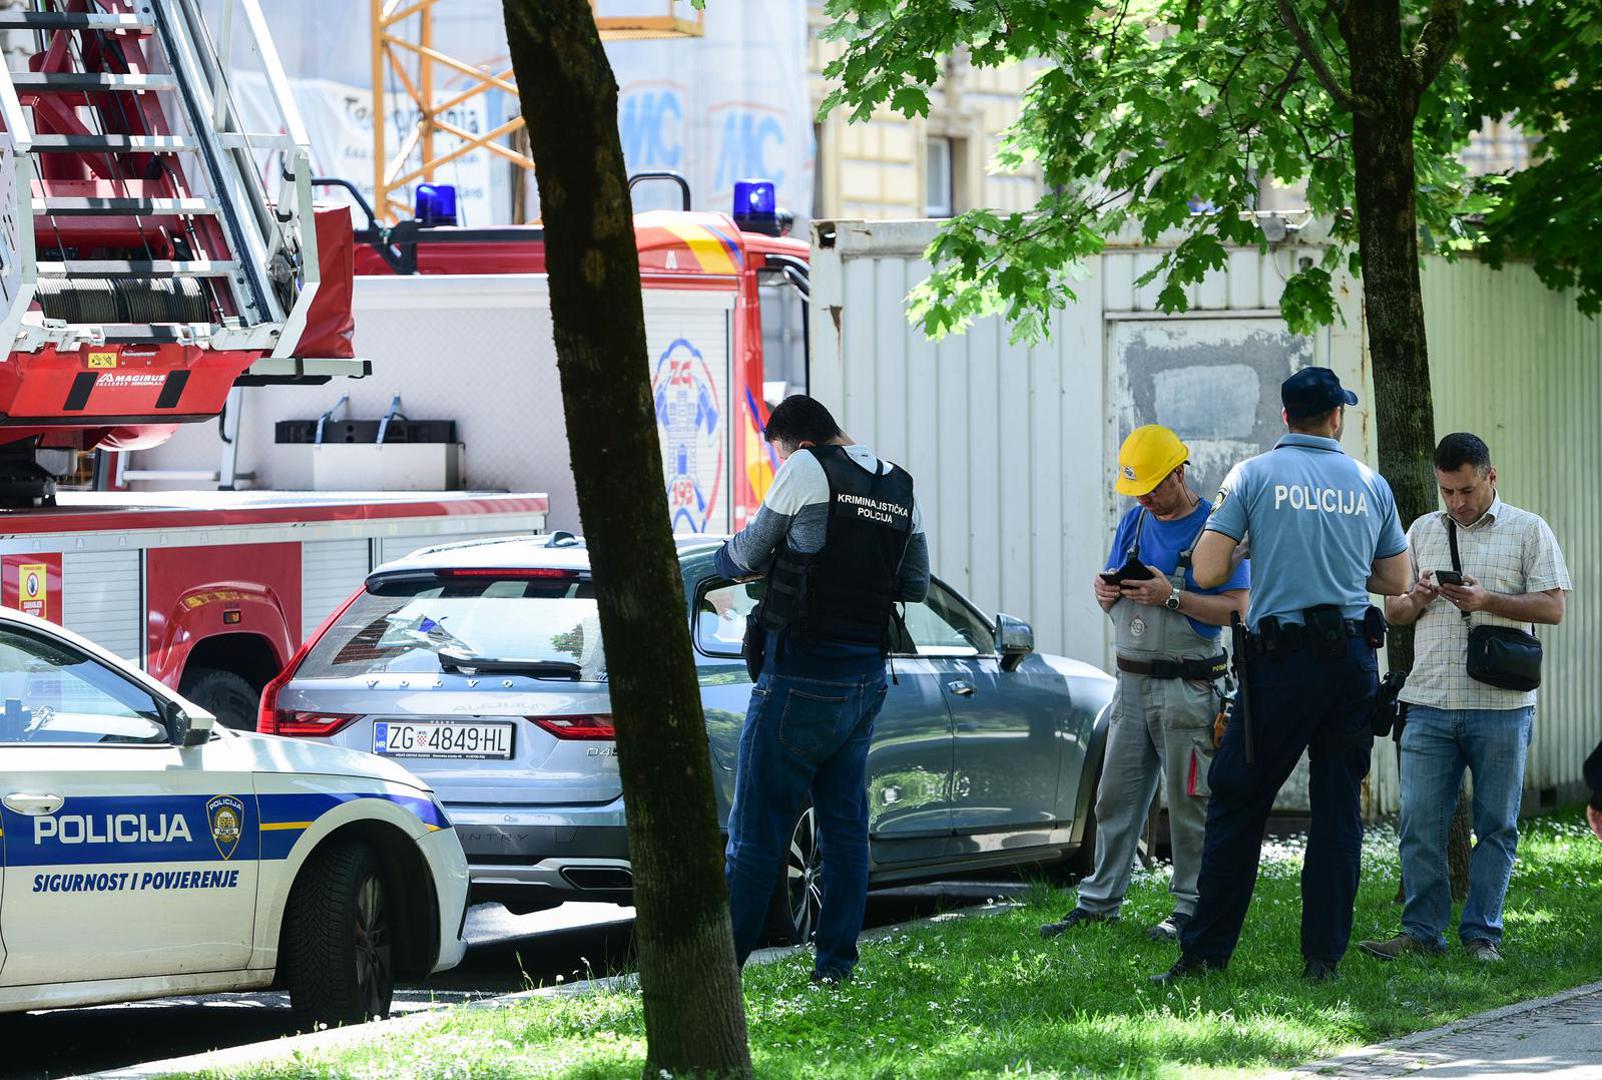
[
  {"xmin": 1447, "ymin": 519, "xmax": 1470, "ymax": 622},
  {"xmin": 1448, "ymin": 516, "xmax": 1538, "ymax": 635}
]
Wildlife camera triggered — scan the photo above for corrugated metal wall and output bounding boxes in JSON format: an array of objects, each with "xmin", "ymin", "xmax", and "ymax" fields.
[
  {"xmin": 813, "ymin": 219, "xmax": 1596, "ymax": 815},
  {"xmin": 1420, "ymin": 257, "xmax": 1601, "ymax": 804},
  {"xmin": 812, "ymin": 220, "xmax": 1354, "ymax": 673}
]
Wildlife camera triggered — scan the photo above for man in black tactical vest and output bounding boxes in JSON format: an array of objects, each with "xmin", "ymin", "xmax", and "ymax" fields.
[{"xmin": 714, "ymin": 395, "xmax": 930, "ymax": 983}]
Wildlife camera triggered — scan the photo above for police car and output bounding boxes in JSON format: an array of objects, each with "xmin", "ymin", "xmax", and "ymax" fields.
[{"xmin": 0, "ymin": 607, "xmax": 468, "ymax": 1027}]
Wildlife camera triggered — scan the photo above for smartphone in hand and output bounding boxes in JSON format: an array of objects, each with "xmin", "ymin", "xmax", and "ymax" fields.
[
  {"xmin": 1434, "ymin": 570, "xmax": 1464, "ymax": 587},
  {"xmin": 1100, "ymin": 555, "xmax": 1155, "ymax": 585}
]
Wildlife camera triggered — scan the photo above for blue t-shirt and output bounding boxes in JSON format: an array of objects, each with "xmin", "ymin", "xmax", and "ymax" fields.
[
  {"xmin": 1205, "ymin": 434, "xmax": 1407, "ymax": 629},
  {"xmin": 1107, "ymin": 498, "xmax": 1250, "ymax": 639}
]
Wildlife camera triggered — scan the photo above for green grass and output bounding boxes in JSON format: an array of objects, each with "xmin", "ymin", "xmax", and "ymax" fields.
[{"xmin": 202, "ymin": 808, "xmax": 1602, "ymax": 1079}]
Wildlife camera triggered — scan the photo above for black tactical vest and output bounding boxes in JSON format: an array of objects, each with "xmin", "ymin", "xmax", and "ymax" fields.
[{"xmin": 760, "ymin": 444, "xmax": 916, "ymax": 651}]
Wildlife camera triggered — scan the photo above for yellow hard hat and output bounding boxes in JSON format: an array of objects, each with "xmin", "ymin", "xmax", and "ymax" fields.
[{"xmin": 1115, "ymin": 425, "xmax": 1189, "ymax": 496}]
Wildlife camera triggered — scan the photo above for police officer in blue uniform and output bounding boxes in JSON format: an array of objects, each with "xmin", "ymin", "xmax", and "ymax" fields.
[{"xmin": 1150, "ymin": 367, "xmax": 1413, "ymax": 984}]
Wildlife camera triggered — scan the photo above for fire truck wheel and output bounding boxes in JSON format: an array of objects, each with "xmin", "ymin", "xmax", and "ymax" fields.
[{"xmin": 180, "ymin": 668, "xmax": 261, "ymax": 731}]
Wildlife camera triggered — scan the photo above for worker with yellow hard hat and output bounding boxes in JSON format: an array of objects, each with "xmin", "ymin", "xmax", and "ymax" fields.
[{"xmin": 1041, "ymin": 423, "xmax": 1250, "ymax": 944}]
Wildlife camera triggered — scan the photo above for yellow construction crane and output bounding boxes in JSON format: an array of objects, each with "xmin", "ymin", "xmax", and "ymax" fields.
[{"xmin": 369, "ymin": 0, "xmax": 702, "ymax": 223}]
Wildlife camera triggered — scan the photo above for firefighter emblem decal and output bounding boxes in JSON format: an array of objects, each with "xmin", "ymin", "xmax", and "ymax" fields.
[
  {"xmin": 653, "ymin": 337, "xmax": 725, "ymax": 533},
  {"xmin": 207, "ymin": 795, "xmax": 246, "ymax": 861}
]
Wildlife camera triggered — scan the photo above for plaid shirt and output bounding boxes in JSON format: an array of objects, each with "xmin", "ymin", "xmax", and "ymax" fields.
[{"xmin": 1399, "ymin": 496, "xmax": 1571, "ymax": 711}]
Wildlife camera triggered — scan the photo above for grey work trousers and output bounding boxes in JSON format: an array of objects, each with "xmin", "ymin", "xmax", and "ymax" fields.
[{"xmin": 1076, "ymin": 671, "xmax": 1216, "ymax": 918}]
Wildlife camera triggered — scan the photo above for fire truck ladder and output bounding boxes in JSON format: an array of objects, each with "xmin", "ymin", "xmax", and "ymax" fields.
[{"xmin": 0, "ymin": 0, "xmax": 326, "ymax": 362}]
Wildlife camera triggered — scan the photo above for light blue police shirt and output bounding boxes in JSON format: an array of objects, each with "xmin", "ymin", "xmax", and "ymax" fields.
[{"xmin": 1205, "ymin": 433, "xmax": 1406, "ymax": 629}]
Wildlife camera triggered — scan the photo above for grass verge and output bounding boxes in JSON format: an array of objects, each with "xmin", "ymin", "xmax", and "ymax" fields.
[{"xmin": 198, "ymin": 808, "xmax": 1602, "ymax": 1079}]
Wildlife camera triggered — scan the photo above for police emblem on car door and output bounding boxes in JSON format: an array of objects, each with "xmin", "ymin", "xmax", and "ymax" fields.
[{"xmin": 208, "ymin": 794, "xmax": 246, "ymax": 861}]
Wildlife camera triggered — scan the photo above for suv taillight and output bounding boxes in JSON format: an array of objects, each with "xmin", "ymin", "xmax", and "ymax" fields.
[
  {"xmin": 258, "ymin": 587, "xmax": 364, "ymax": 736},
  {"xmin": 264, "ymin": 711, "xmax": 360, "ymax": 738},
  {"xmin": 529, "ymin": 714, "xmax": 615, "ymax": 739}
]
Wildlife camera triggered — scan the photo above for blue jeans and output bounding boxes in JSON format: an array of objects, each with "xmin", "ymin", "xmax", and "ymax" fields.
[
  {"xmin": 725, "ymin": 669, "xmax": 887, "ymax": 977},
  {"xmin": 1399, "ymin": 704, "xmax": 1535, "ymax": 948}
]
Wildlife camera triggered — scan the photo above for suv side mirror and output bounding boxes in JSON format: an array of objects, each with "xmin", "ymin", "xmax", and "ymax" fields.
[
  {"xmin": 167, "ymin": 701, "xmax": 215, "ymax": 747},
  {"xmin": 996, "ymin": 613, "xmax": 1034, "ymax": 672}
]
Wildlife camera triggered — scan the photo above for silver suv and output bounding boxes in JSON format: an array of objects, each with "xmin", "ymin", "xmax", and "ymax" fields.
[{"xmin": 262, "ymin": 533, "xmax": 1114, "ymax": 943}]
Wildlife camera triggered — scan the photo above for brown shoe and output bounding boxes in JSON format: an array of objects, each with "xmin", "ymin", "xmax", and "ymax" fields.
[
  {"xmin": 1357, "ymin": 932, "xmax": 1445, "ymax": 961},
  {"xmin": 1465, "ymin": 939, "xmax": 1504, "ymax": 963}
]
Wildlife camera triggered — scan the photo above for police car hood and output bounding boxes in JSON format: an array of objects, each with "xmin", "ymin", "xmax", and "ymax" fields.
[{"xmin": 228, "ymin": 728, "xmax": 436, "ymax": 793}]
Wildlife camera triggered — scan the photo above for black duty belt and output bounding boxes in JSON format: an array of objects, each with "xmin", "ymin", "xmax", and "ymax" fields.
[
  {"xmin": 1246, "ymin": 618, "xmax": 1369, "ymax": 657},
  {"xmin": 1116, "ymin": 654, "xmax": 1229, "ymax": 681}
]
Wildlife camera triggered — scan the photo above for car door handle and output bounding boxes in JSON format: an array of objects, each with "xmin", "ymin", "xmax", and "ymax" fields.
[
  {"xmin": 946, "ymin": 680, "xmax": 975, "ymax": 697},
  {"xmin": 3, "ymin": 792, "xmax": 63, "ymax": 815}
]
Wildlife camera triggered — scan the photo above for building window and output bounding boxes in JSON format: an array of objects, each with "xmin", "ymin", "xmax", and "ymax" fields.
[{"xmin": 925, "ymin": 137, "xmax": 955, "ymax": 218}]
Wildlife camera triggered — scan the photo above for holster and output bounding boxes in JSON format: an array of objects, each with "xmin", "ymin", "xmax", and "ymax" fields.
[
  {"xmin": 1304, "ymin": 604, "xmax": 1347, "ymax": 659},
  {"xmin": 742, "ymin": 606, "xmax": 766, "ymax": 683}
]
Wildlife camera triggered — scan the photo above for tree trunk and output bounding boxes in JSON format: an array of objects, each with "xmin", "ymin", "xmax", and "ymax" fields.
[
  {"xmin": 1345, "ymin": 0, "xmax": 1470, "ymax": 902},
  {"xmin": 500, "ymin": 4, "xmax": 753, "ymax": 1076}
]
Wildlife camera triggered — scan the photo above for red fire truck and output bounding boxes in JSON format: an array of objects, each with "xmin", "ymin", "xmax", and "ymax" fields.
[{"xmin": 0, "ymin": 3, "xmax": 553, "ymax": 728}]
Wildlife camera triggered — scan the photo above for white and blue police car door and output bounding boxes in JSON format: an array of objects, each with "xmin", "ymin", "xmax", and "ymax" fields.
[{"xmin": 0, "ymin": 624, "xmax": 257, "ymax": 985}]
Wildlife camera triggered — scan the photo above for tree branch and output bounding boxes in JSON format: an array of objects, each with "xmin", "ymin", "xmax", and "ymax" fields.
[
  {"xmin": 1272, "ymin": 0, "xmax": 1373, "ymax": 115},
  {"xmin": 1411, "ymin": 0, "xmax": 1462, "ymax": 91},
  {"xmin": 1270, "ymin": 55, "xmax": 1305, "ymax": 108}
]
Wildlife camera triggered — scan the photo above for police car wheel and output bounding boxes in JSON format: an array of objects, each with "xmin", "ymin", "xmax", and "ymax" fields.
[
  {"xmin": 762, "ymin": 802, "xmax": 821, "ymax": 946},
  {"xmin": 180, "ymin": 668, "xmax": 260, "ymax": 732},
  {"xmin": 285, "ymin": 840, "xmax": 394, "ymax": 1027}
]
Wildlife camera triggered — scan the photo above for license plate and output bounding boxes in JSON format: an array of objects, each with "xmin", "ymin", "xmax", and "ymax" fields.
[{"xmin": 372, "ymin": 720, "xmax": 515, "ymax": 760}]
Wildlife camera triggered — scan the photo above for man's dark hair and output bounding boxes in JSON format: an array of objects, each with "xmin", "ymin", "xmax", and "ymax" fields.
[
  {"xmin": 764, "ymin": 395, "xmax": 842, "ymax": 445},
  {"xmin": 1287, "ymin": 406, "xmax": 1339, "ymax": 434},
  {"xmin": 1434, "ymin": 432, "xmax": 1492, "ymax": 473}
]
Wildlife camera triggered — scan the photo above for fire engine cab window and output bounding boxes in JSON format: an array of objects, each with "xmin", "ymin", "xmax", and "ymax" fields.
[
  {"xmin": 0, "ymin": 628, "xmax": 166, "ymax": 745},
  {"xmin": 298, "ymin": 576, "xmax": 607, "ymax": 681}
]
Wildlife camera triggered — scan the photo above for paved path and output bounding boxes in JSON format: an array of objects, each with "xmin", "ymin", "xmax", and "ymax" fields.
[{"xmin": 1279, "ymin": 979, "xmax": 1602, "ymax": 1079}]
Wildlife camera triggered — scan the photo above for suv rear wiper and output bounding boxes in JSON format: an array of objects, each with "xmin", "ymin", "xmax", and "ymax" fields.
[{"xmin": 437, "ymin": 650, "xmax": 584, "ymax": 680}]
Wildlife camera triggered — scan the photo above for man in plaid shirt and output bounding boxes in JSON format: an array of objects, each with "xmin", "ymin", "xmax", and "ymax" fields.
[{"xmin": 1360, "ymin": 433, "xmax": 1570, "ymax": 965}]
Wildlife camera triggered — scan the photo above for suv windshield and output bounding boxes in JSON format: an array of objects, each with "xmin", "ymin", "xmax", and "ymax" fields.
[{"xmin": 298, "ymin": 575, "xmax": 605, "ymax": 680}]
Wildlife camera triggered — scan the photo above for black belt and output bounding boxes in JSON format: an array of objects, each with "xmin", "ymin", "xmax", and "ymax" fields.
[
  {"xmin": 1116, "ymin": 654, "xmax": 1229, "ymax": 680},
  {"xmin": 1246, "ymin": 619, "xmax": 1369, "ymax": 657}
]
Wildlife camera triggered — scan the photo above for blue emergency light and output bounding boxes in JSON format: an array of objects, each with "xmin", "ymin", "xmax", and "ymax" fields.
[
  {"xmin": 415, "ymin": 182, "xmax": 458, "ymax": 226},
  {"xmin": 733, "ymin": 178, "xmax": 778, "ymax": 234}
]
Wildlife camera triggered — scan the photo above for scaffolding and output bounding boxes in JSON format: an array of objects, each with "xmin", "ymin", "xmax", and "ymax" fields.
[{"xmin": 369, "ymin": 0, "xmax": 703, "ymax": 224}]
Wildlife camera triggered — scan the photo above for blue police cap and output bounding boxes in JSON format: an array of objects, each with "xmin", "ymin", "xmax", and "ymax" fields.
[{"xmin": 1282, "ymin": 366, "xmax": 1358, "ymax": 418}]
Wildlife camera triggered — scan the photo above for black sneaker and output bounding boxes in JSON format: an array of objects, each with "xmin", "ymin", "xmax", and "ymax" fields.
[
  {"xmin": 811, "ymin": 968, "xmax": 853, "ymax": 985},
  {"xmin": 1148, "ymin": 955, "xmax": 1224, "ymax": 986},
  {"xmin": 1302, "ymin": 957, "xmax": 1339, "ymax": 981},
  {"xmin": 1040, "ymin": 907, "xmax": 1118, "ymax": 939},
  {"xmin": 1147, "ymin": 911, "xmax": 1193, "ymax": 942}
]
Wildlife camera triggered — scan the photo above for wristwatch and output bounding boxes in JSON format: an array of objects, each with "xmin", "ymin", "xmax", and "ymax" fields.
[{"xmin": 1164, "ymin": 589, "xmax": 1182, "ymax": 612}]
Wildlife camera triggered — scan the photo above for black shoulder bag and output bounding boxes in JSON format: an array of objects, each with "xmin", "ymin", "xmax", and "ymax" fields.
[{"xmin": 1448, "ymin": 519, "xmax": 1543, "ymax": 691}]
